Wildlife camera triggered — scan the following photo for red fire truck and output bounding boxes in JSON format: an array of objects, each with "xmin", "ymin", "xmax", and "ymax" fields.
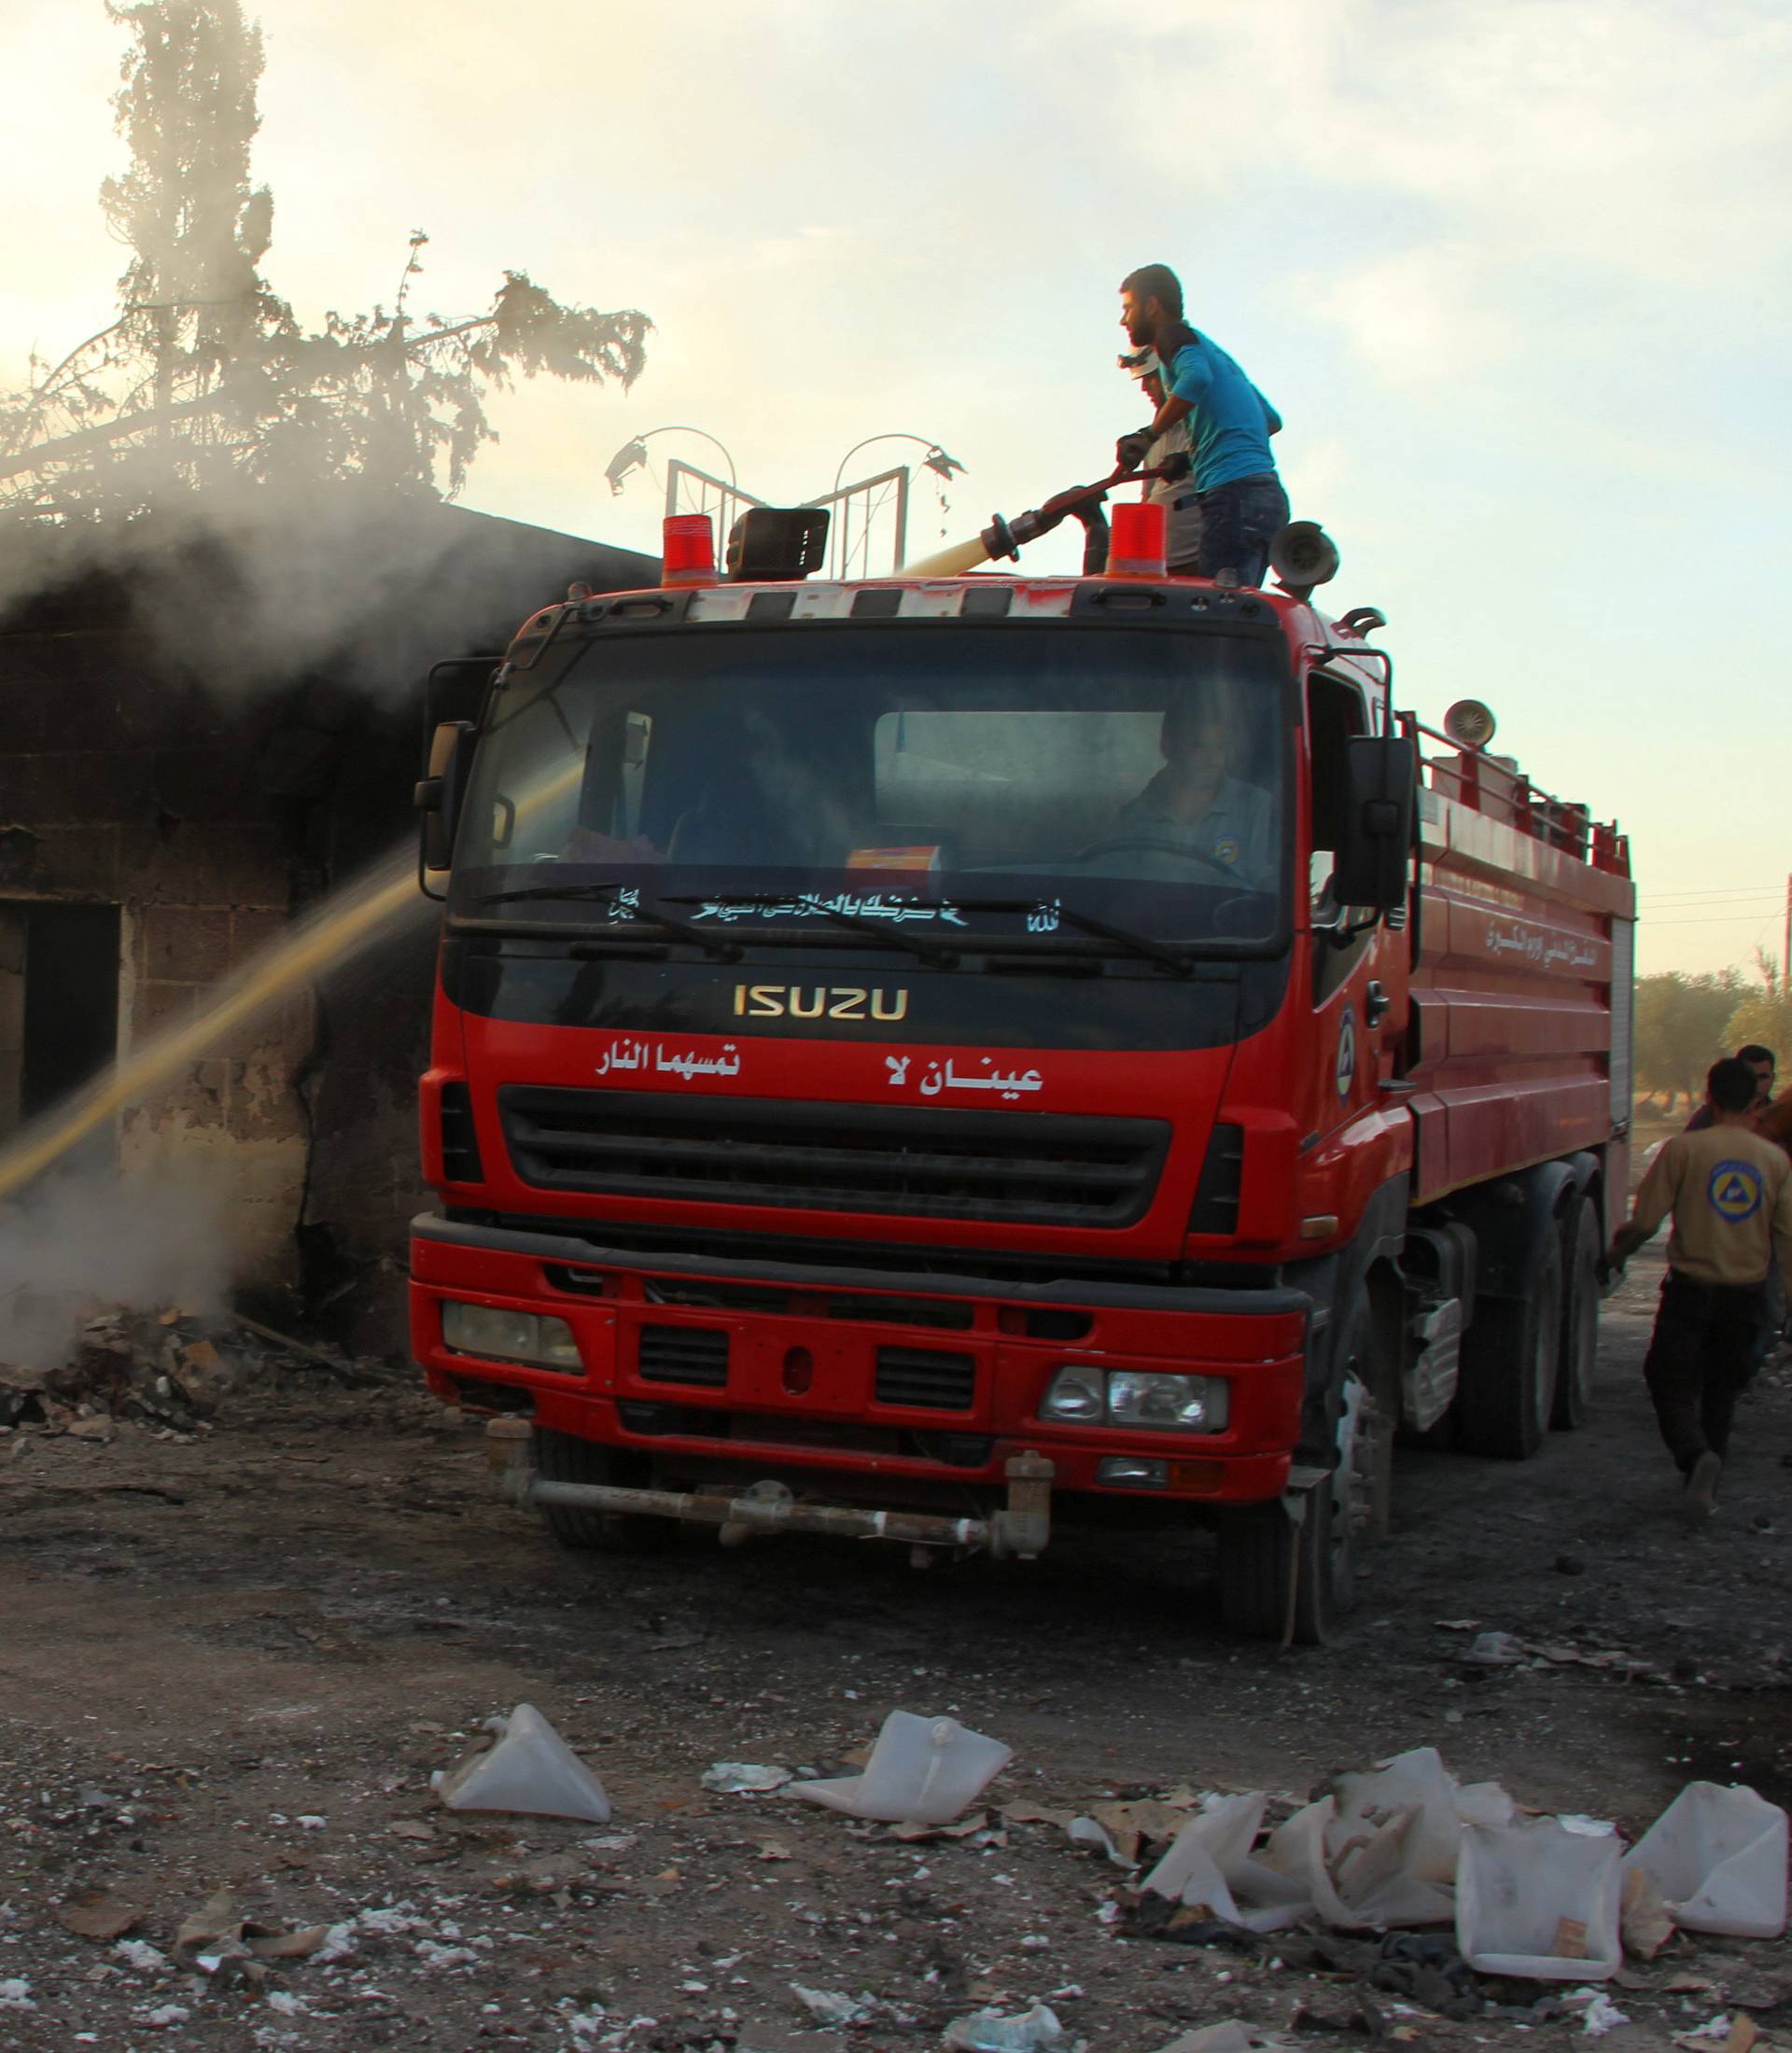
[{"xmin": 410, "ymin": 496, "xmax": 1635, "ymax": 1641}]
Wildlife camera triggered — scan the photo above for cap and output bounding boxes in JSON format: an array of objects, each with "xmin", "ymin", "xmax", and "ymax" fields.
[{"xmin": 1118, "ymin": 346, "xmax": 1161, "ymax": 381}]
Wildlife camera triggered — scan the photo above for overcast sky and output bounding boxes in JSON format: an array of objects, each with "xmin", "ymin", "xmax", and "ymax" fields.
[{"xmin": 5, "ymin": 0, "xmax": 1788, "ymax": 980}]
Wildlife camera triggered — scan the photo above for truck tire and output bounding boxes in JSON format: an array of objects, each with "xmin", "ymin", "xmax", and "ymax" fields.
[
  {"xmin": 1454, "ymin": 1224, "xmax": 1562, "ymax": 1459},
  {"xmin": 533, "ymin": 1428, "xmax": 668, "ymax": 1554},
  {"xmin": 1219, "ymin": 1299, "xmax": 1384, "ymax": 1645},
  {"xmin": 1552, "ymin": 1196, "xmax": 1601, "ymax": 1431}
]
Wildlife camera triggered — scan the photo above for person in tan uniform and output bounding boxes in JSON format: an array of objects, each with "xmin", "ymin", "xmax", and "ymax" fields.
[{"xmin": 1609, "ymin": 1055, "xmax": 1792, "ymax": 1518}]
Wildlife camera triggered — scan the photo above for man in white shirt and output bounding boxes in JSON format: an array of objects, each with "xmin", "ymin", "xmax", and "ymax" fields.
[{"xmin": 1119, "ymin": 346, "xmax": 1202, "ymax": 576}]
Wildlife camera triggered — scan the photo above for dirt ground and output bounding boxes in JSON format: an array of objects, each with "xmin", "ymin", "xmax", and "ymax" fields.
[{"xmin": 2, "ymin": 1241, "xmax": 1789, "ymax": 2052}]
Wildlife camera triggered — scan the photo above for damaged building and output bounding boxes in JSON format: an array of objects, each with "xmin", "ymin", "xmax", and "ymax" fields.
[{"xmin": 0, "ymin": 491, "xmax": 652, "ymax": 1351}]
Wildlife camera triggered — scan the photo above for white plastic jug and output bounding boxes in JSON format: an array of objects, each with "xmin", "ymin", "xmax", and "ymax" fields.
[
  {"xmin": 1141, "ymin": 1793, "xmax": 1312, "ymax": 1933},
  {"xmin": 1621, "ymin": 1781, "xmax": 1788, "ymax": 1938},
  {"xmin": 1456, "ymin": 1819, "xmax": 1622, "ymax": 1979},
  {"xmin": 1328, "ymin": 1746, "xmax": 1515, "ymax": 1927},
  {"xmin": 789, "ymin": 1711, "xmax": 1012, "ymax": 1824},
  {"xmin": 431, "ymin": 1703, "xmax": 611, "ymax": 1824},
  {"xmin": 1260, "ymin": 1796, "xmax": 1359, "ymax": 1929}
]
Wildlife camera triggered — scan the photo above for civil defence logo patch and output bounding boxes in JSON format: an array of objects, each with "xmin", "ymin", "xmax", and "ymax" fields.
[{"xmin": 1707, "ymin": 1159, "xmax": 1765, "ymax": 1223}]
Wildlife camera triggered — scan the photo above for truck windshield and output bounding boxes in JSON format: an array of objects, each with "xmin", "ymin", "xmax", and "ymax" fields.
[{"xmin": 450, "ymin": 623, "xmax": 1288, "ymax": 950}]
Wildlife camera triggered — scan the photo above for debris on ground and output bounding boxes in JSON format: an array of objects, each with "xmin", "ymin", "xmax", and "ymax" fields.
[
  {"xmin": 788, "ymin": 1709, "xmax": 1012, "ymax": 1823},
  {"xmin": 790, "ymin": 1983, "xmax": 878, "ymax": 2025},
  {"xmin": 942, "ymin": 2000, "xmax": 1063, "ymax": 2050},
  {"xmin": 3, "ymin": 1245, "xmax": 1791, "ymax": 2049},
  {"xmin": 1624, "ymin": 1781, "xmax": 1790, "ymax": 1936},
  {"xmin": 431, "ymin": 1703, "xmax": 612, "ymax": 1823},
  {"xmin": 701, "ymin": 1761, "xmax": 794, "ymax": 1795},
  {"xmin": 0, "ymin": 1303, "xmax": 396, "ymax": 1437},
  {"xmin": 52, "ymin": 1887, "xmax": 146, "ymax": 1941}
]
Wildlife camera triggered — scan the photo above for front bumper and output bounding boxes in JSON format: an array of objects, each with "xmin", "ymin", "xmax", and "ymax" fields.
[{"xmin": 412, "ymin": 1212, "xmax": 1310, "ymax": 1511}]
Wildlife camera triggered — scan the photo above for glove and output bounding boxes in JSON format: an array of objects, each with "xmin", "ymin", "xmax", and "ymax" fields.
[{"xmin": 1115, "ymin": 427, "xmax": 1155, "ymax": 471}]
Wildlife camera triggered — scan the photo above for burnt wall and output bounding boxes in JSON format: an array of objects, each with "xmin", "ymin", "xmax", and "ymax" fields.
[
  {"xmin": 0, "ymin": 500, "xmax": 656, "ymax": 1350},
  {"xmin": 0, "ymin": 626, "xmax": 316, "ymax": 1276}
]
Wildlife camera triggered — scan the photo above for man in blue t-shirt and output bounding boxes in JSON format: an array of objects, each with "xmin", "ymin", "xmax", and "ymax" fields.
[{"xmin": 1115, "ymin": 262, "xmax": 1289, "ymax": 588}]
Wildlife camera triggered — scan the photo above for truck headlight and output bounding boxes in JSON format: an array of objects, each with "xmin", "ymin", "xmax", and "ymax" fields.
[
  {"xmin": 1107, "ymin": 1370, "xmax": 1227, "ymax": 1432},
  {"xmin": 1039, "ymin": 1364, "xmax": 1227, "ymax": 1433},
  {"xmin": 440, "ymin": 1300, "xmax": 582, "ymax": 1373},
  {"xmin": 1038, "ymin": 1364, "xmax": 1105, "ymax": 1423}
]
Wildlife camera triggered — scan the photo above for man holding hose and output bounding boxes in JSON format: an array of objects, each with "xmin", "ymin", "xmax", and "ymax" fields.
[{"xmin": 1116, "ymin": 263, "xmax": 1287, "ymax": 588}]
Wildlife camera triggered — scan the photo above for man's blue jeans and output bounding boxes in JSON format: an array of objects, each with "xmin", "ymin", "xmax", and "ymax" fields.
[{"xmin": 1197, "ymin": 473, "xmax": 1290, "ymax": 587}]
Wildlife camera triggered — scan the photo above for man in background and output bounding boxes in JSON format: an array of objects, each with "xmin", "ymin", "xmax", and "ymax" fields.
[
  {"xmin": 1684, "ymin": 1045, "xmax": 1784, "ymax": 1367},
  {"xmin": 1686, "ymin": 1044, "xmax": 1775, "ymax": 1132},
  {"xmin": 1609, "ymin": 1055, "xmax": 1792, "ymax": 1518},
  {"xmin": 1118, "ymin": 346, "xmax": 1202, "ymax": 576}
]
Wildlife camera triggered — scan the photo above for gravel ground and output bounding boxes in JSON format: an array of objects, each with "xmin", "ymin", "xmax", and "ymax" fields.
[{"xmin": 1, "ymin": 1239, "xmax": 1788, "ymax": 2051}]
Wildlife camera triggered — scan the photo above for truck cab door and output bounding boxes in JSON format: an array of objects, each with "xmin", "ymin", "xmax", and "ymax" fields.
[{"xmin": 1306, "ymin": 672, "xmax": 1411, "ymax": 1132}]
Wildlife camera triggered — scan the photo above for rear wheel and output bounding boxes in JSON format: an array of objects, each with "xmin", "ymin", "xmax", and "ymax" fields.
[
  {"xmin": 534, "ymin": 1428, "xmax": 669, "ymax": 1553},
  {"xmin": 1553, "ymin": 1197, "xmax": 1601, "ymax": 1430},
  {"xmin": 1218, "ymin": 1297, "xmax": 1387, "ymax": 1644},
  {"xmin": 1454, "ymin": 1224, "xmax": 1563, "ymax": 1459}
]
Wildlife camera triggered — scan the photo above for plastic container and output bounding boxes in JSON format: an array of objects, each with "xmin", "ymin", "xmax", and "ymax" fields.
[
  {"xmin": 943, "ymin": 2003, "xmax": 1062, "ymax": 2051},
  {"xmin": 431, "ymin": 1703, "xmax": 611, "ymax": 1824},
  {"xmin": 1329, "ymin": 1746, "xmax": 1514, "ymax": 1926},
  {"xmin": 1261, "ymin": 1797, "xmax": 1358, "ymax": 1928},
  {"xmin": 1142, "ymin": 1793, "xmax": 1311, "ymax": 1933},
  {"xmin": 789, "ymin": 1711, "xmax": 1011, "ymax": 1824},
  {"xmin": 1456, "ymin": 1819, "xmax": 1622, "ymax": 1979},
  {"xmin": 1621, "ymin": 1781, "xmax": 1788, "ymax": 1937}
]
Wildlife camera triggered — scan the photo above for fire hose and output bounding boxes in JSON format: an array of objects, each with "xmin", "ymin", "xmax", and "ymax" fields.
[{"xmin": 900, "ymin": 454, "xmax": 1191, "ymax": 579}]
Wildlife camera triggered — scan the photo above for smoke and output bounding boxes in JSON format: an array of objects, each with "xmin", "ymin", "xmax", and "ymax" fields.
[
  {"xmin": 0, "ymin": 1165, "xmax": 232, "ymax": 1372},
  {"xmin": 0, "ymin": 473, "xmax": 653, "ymax": 704}
]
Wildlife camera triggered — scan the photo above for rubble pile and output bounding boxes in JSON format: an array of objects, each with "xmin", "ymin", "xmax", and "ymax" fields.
[{"xmin": 0, "ymin": 1305, "xmax": 390, "ymax": 1438}]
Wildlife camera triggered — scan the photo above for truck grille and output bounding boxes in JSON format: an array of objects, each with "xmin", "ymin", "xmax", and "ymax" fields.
[
  {"xmin": 497, "ymin": 1088, "xmax": 1169, "ymax": 1228},
  {"xmin": 875, "ymin": 1347, "xmax": 976, "ymax": 1411},
  {"xmin": 637, "ymin": 1324, "xmax": 729, "ymax": 1389}
]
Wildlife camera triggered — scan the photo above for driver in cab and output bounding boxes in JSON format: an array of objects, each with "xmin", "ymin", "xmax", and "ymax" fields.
[{"xmin": 1118, "ymin": 691, "xmax": 1273, "ymax": 887}]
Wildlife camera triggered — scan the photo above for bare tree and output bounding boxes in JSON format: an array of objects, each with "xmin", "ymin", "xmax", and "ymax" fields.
[{"xmin": 0, "ymin": 1, "xmax": 649, "ymax": 515}]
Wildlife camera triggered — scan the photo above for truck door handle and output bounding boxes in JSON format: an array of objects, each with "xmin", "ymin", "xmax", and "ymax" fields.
[{"xmin": 1365, "ymin": 979, "xmax": 1392, "ymax": 1026}]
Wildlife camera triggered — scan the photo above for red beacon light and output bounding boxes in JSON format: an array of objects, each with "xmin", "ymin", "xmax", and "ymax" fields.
[
  {"xmin": 1105, "ymin": 500, "xmax": 1167, "ymax": 579},
  {"xmin": 661, "ymin": 513, "xmax": 719, "ymax": 589}
]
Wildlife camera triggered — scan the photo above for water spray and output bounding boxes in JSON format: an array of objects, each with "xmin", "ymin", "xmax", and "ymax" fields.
[
  {"xmin": 899, "ymin": 455, "xmax": 1188, "ymax": 579},
  {"xmin": 0, "ymin": 852, "xmax": 426, "ymax": 1208},
  {"xmin": 0, "ymin": 760, "xmax": 587, "ymax": 1207}
]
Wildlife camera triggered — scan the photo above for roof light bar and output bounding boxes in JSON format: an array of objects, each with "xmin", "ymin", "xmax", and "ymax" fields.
[
  {"xmin": 1104, "ymin": 500, "xmax": 1167, "ymax": 579},
  {"xmin": 661, "ymin": 513, "xmax": 719, "ymax": 589}
]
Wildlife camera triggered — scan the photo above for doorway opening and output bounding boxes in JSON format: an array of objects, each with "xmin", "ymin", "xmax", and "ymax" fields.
[{"xmin": 0, "ymin": 902, "xmax": 121, "ymax": 1162}]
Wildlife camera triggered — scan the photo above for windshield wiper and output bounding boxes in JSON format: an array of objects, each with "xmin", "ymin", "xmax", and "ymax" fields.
[
  {"xmin": 914, "ymin": 895, "xmax": 1203, "ymax": 977},
  {"xmin": 470, "ymin": 881, "xmax": 742, "ymax": 962},
  {"xmin": 475, "ymin": 881, "xmax": 623, "ymax": 906},
  {"xmin": 673, "ymin": 888, "xmax": 1202, "ymax": 976},
  {"xmin": 661, "ymin": 894, "xmax": 963, "ymax": 969}
]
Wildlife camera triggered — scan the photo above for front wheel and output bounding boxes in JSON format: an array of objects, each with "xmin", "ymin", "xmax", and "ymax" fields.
[
  {"xmin": 1219, "ymin": 1302, "xmax": 1386, "ymax": 1644},
  {"xmin": 533, "ymin": 1427, "xmax": 670, "ymax": 1554}
]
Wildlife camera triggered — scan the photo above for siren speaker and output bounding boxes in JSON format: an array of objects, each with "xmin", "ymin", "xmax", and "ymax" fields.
[
  {"xmin": 1442, "ymin": 698, "xmax": 1497, "ymax": 750},
  {"xmin": 1268, "ymin": 521, "xmax": 1340, "ymax": 596}
]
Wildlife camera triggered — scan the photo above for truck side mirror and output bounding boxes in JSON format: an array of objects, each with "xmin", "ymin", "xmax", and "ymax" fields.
[
  {"xmin": 425, "ymin": 657, "xmax": 494, "ymax": 729},
  {"xmin": 1333, "ymin": 734, "xmax": 1416, "ymax": 912},
  {"xmin": 415, "ymin": 719, "xmax": 475, "ymax": 875}
]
